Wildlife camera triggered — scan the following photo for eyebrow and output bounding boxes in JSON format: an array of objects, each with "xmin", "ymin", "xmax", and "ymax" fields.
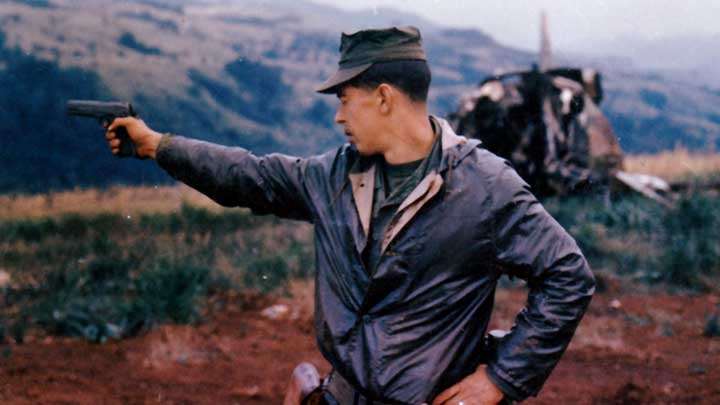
[{"xmin": 336, "ymin": 84, "xmax": 352, "ymax": 98}]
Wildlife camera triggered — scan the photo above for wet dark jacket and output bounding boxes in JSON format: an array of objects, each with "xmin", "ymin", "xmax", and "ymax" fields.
[{"xmin": 156, "ymin": 117, "xmax": 595, "ymax": 403}]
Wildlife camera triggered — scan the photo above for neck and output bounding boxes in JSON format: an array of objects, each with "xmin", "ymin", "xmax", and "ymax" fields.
[{"xmin": 381, "ymin": 105, "xmax": 435, "ymax": 165}]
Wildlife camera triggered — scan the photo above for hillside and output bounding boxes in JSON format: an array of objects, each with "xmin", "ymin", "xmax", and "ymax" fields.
[
  {"xmin": 569, "ymin": 33, "xmax": 720, "ymax": 90},
  {"xmin": 1, "ymin": 0, "xmax": 719, "ymax": 193}
]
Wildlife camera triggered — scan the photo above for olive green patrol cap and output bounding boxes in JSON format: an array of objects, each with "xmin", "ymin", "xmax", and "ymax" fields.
[{"xmin": 316, "ymin": 26, "xmax": 427, "ymax": 94}]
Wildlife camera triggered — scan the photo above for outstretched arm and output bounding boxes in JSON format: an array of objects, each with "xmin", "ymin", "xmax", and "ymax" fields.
[{"xmin": 105, "ymin": 117, "xmax": 317, "ymax": 221}]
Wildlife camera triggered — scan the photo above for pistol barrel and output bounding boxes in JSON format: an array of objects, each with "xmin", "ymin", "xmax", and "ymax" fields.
[{"xmin": 66, "ymin": 100, "xmax": 136, "ymax": 118}]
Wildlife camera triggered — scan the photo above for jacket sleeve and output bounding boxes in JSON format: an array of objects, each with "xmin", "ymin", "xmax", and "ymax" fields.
[
  {"xmin": 155, "ymin": 134, "xmax": 317, "ymax": 222},
  {"xmin": 484, "ymin": 161, "xmax": 596, "ymax": 401}
]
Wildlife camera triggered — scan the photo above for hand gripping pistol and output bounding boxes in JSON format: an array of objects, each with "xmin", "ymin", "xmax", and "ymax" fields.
[{"xmin": 67, "ymin": 100, "xmax": 139, "ymax": 158}]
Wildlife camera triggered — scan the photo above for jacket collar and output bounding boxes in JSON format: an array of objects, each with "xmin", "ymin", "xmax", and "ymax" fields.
[
  {"xmin": 347, "ymin": 116, "xmax": 478, "ymax": 174},
  {"xmin": 347, "ymin": 116, "xmax": 480, "ymax": 240},
  {"xmin": 435, "ymin": 116, "xmax": 481, "ymax": 172}
]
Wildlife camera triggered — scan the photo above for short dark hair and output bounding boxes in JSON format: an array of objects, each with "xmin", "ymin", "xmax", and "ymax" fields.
[{"xmin": 343, "ymin": 60, "xmax": 431, "ymax": 103}]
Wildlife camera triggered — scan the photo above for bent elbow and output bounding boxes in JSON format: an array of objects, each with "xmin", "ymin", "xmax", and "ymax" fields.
[{"xmin": 576, "ymin": 257, "xmax": 596, "ymax": 301}]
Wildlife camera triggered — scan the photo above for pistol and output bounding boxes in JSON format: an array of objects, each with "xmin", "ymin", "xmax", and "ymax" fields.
[{"xmin": 66, "ymin": 100, "xmax": 138, "ymax": 157}]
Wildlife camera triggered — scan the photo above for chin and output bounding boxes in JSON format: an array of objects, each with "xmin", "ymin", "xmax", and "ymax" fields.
[
  {"xmin": 347, "ymin": 142, "xmax": 377, "ymax": 157},
  {"xmin": 354, "ymin": 145, "xmax": 374, "ymax": 156}
]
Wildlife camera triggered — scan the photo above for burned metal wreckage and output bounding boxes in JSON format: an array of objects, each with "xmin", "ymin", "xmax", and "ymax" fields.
[{"xmin": 448, "ymin": 13, "xmax": 673, "ymax": 204}]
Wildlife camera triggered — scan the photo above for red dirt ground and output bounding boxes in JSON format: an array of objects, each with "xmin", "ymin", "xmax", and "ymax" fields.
[{"xmin": 1, "ymin": 286, "xmax": 719, "ymax": 404}]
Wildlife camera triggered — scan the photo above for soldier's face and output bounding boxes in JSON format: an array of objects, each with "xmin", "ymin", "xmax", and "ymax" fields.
[{"xmin": 334, "ymin": 85, "xmax": 386, "ymax": 156}]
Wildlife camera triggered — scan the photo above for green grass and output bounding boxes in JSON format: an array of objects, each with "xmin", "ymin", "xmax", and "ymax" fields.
[
  {"xmin": 1, "ymin": 194, "xmax": 719, "ymax": 344},
  {"xmin": 0, "ymin": 204, "xmax": 313, "ymax": 343},
  {"xmin": 544, "ymin": 194, "xmax": 720, "ymax": 290}
]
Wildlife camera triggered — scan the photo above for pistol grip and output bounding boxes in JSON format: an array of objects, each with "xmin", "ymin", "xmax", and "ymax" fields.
[{"xmin": 116, "ymin": 125, "xmax": 137, "ymax": 158}]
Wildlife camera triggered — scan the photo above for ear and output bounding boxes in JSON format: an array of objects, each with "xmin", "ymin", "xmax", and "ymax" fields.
[{"xmin": 376, "ymin": 84, "xmax": 394, "ymax": 115}]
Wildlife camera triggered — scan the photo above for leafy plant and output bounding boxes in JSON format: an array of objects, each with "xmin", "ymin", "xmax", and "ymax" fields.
[
  {"xmin": 545, "ymin": 194, "xmax": 720, "ymax": 290},
  {"xmin": 1, "ymin": 206, "xmax": 313, "ymax": 342},
  {"xmin": 244, "ymin": 256, "xmax": 290, "ymax": 294},
  {"xmin": 27, "ymin": 259, "xmax": 210, "ymax": 343}
]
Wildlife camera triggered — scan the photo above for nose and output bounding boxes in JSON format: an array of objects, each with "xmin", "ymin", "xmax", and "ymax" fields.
[{"xmin": 334, "ymin": 107, "xmax": 344, "ymax": 125}]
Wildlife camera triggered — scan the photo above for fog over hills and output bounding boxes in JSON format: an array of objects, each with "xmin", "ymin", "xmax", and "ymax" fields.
[
  {"xmin": 1, "ymin": 0, "xmax": 719, "ymax": 193},
  {"xmin": 567, "ymin": 33, "xmax": 720, "ymax": 91}
]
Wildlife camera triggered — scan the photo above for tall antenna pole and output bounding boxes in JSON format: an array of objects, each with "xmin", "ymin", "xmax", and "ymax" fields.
[{"xmin": 539, "ymin": 10, "xmax": 552, "ymax": 71}]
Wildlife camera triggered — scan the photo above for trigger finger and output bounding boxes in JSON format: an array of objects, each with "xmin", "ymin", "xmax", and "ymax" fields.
[{"xmin": 106, "ymin": 117, "xmax": 120, "ymax": 131}]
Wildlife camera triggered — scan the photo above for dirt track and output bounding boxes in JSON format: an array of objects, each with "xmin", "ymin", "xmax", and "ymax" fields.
[{"xmin": 1, "ymin": 287, "xmax": 718, "ymax": 404}]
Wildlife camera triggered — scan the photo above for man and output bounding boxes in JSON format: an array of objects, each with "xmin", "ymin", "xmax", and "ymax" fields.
[{"xmin": 106, "ymin": 26, "xmax": 595, "ymax": 404}]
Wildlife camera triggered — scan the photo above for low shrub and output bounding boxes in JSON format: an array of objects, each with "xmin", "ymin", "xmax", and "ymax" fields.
[
  {"xmin": 546, "ymin": 194, "xmax": 720, "ymax": 290},
  {"xmin": 0, "ymin": 205, "xmax": 314, "ymax": 342},
  {"xmin": 656, "ymin": 196, "xmax": 720, "ymax": 289},
  {"xmin": 5, "ymin": 192, "xmax": 715, "ymax": 344},
  {"xmin": 27, "ymin": 259, "xmax": 211, "ymax": 343},
  {"xmin": 131, "ymin": 262, "xmax": 210, "ymax": 325},
  {"xmin": 243, "ymin": 256, "xmax": 291, "ymax": 293}
]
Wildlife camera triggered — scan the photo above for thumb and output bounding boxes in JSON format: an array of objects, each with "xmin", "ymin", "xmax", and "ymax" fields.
[
  {"xmin": 107, "ymin": 116, "xmax": 133, "ymax": 132},
  {"xmin": 432, "ymin": 383, "xmax": 461, "ymax": 405}
]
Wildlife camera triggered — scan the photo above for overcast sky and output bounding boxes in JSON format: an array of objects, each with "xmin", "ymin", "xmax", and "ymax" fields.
[{"xmin": 311, "ymin": 0, "xmax": 720, "ymax": 51}]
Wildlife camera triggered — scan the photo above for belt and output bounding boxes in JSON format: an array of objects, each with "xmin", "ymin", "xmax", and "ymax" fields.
[{"xmin": 325, "ymin": 371, "xmax": 411, "ymax": 405}]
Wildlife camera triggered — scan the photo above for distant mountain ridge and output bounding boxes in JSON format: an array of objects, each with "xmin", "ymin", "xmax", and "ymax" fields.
[
  {"xmin": 1, "ymin": 0, "xmax": 719, "ymax": 193},
  {"xmin": 566, "ymin": 33, "xmax": 720, "ymax": 90}
]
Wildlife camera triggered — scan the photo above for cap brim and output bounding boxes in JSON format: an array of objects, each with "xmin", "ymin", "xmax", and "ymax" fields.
[{"xmin": 315, "ymin": 63, "xmax": 373, "ymax": 94}]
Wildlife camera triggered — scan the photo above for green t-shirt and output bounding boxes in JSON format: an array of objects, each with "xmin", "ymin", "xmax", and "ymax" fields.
[{"xmin": 363, "ymin": 126, "xmax": 443, "ymax": 273}]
